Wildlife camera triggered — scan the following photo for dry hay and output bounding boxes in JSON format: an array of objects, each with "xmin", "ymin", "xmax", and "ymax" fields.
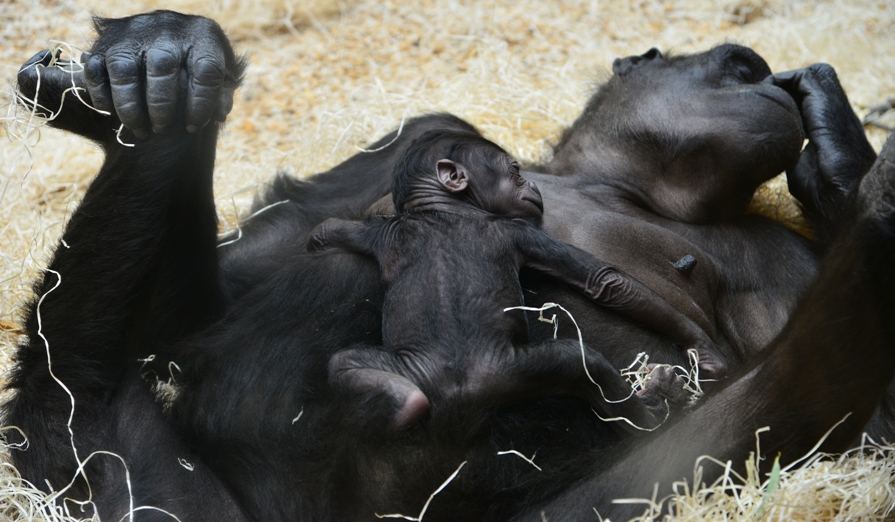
[{"xmin": 1, "ymin": 0, "xmax": 894, "ymax": 520}]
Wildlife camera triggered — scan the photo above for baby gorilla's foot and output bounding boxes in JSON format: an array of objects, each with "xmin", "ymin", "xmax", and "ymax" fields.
[
  {"xmin": 394, "ymin": 389, "xmax": 430, "ymax": 428},
  {"xmin": 636, "ymin": 365, "xmax": 689, "ymax": 413},
  {"xmin": 688, "ymin": 344, "xmax": 728, "ymax": 380},
  {"xmin": 329, "ymin": 352, "xmax": 431, "ymax": 430}
]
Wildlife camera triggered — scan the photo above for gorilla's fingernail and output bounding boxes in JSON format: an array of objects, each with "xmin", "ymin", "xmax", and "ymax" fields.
[
  {"xmin": 152, "ymin": 124, "xmax": 169, "ymax": 135},
  {"xmin": 133, "ymin": 128, "xmax": 150, "ymax": 140},
  {"xmin": 186, "ymin": 124, "xmax": 199, "ymax": 134}
]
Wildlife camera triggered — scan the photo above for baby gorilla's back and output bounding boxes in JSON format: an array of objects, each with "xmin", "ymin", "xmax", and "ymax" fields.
[{"xmin": 378, "ymin": 213, "xmax": 533, "ymax": 362}]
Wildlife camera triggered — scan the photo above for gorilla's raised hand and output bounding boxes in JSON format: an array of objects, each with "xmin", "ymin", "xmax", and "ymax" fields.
[
  {"xmin": 17, "ymin": 10, "xmax": 245, "ymax": 144},
  {"xmin": 765, "ymin": 64, "xmax": 877, "ymax": 243}
]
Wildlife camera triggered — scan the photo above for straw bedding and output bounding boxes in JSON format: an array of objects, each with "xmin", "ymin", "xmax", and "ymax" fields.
[{"xmin": 0, "ymin": 0, "xmax": 893, "ymax": 520}]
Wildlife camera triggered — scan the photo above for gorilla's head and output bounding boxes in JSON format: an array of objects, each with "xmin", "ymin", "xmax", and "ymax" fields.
[{"xmin": 552, "ymin": 44, "xmax": 804, "ymax": 222}]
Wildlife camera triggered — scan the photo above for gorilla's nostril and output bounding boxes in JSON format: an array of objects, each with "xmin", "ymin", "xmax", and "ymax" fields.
[{"xmin": 614, "ymin": 48, "xmax": 663, "ymax": 77}]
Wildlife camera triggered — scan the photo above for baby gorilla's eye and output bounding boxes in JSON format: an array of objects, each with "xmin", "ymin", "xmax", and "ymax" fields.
[{"xmin": 511, "ymin": 170, "xmax": 526, "ymax": 186}]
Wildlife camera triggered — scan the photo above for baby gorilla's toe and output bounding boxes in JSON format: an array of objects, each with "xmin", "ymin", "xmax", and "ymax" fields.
[{"xmin": 690, "ymin": 348, "xmax": 728, "ymax": 380}]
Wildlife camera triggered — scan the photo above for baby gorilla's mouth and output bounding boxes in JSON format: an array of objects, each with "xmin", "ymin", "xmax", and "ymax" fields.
[{"xmin": 523, "ymin": 195, "xmax": 544, "ymax": 215}]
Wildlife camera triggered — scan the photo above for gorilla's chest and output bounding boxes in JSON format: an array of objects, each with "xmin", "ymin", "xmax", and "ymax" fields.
[{"xmin": 541, "ymin": 196, "xmax": 720, "ymax": 339}]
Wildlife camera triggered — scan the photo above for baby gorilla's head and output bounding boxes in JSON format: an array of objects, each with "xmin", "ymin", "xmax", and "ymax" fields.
[{"xmin": 392, "ymin": 130, "xmax": 543, "ymax": 222}]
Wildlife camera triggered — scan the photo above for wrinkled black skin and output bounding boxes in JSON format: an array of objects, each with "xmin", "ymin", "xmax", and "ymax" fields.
[
  {"xmin": 5, "ymin": 10, "xmax": 894, "ymax": 522},
  {"xmin": 308, "ymin": 130, "xmax": 692, "ymax": 433}
]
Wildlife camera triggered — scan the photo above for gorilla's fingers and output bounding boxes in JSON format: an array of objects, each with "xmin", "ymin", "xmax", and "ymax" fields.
[
  {"xmin": 82, "ymin": 52, "xmax": 114, "ymax": 114},
  {"xmin": 766, "ymin": 65, "xmax": 855, "ymax": 138},
  {"xmin": 763, "ymin": 68, "xmax": 806, "ymax": 102},
  {"xmin": 185, "ymin": 47, "xmax": 226, "ymax": 133},
  {"xmin": 145, "ymin": 45, "xmax": 183, "ymax": 134},
  {"xmin": 771, "ymin": 64, "xmax": 876, "ymax": 243},
  {"xmin": 106, "ymin": 49, "xmax": 150, "ymax": 139},
  {"xmin": 786, "ymin": 141, "xmax": 820, "ymax": 206},
  {"xmin": 214, "ymin": 86, "xmax": 236, "ymax": 123}
]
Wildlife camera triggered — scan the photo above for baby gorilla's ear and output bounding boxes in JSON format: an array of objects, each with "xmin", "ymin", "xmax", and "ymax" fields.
[{"xmin": 436, "ymin": 159, "xmax": 469, "ymax": 193}]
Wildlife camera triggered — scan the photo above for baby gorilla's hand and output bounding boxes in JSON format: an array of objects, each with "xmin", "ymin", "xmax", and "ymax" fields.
[
  {"xmin": 307, "ymin": 220, "xmax": 335, "ymax": 252},
  {"xmin": 636, "ymin": 365, "xmax": 689, "ymax": 413}
]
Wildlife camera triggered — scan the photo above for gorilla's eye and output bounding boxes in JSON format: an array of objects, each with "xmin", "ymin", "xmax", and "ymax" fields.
[{"xmin": 509, "ymin": 162, "xmax": 525, "ymax": 185}]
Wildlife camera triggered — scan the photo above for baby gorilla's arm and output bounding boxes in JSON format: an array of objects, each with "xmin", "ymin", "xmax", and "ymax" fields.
[
  {"xmin": 306, "ymin": 217, "xmax": 377, "ymax": 255},
  {"xmin": 517, "ymin": 224, "xmax": 724, "ymax": 377}
]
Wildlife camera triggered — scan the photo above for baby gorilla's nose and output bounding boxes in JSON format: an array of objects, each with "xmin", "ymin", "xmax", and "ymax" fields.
[{"xmin": 525, "ymin": 181, "xmax": 544, "ymax": 214}]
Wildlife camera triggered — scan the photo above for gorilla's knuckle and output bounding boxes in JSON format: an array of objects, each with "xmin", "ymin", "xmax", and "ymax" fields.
[
  {"xmin": 191, "ymin": 17, "xmax": 225, "ymax": 37},
  {"xmin": 148, "ymin": 99, "xmax": 176, "ymax": 115},
  {"xmin": 105, "ymin": 53, "xmax": 139, "ymax": 80},
  {"xmin": 145, "ymin": 47, "xmax": 181, "ymax": 76},
  {"xmin": 83, "ymin": 55, "xmax": 106, "ymax": 83},
  {"xmin": 191, "ymin": 58, "xmax": 226, "ymax": 86}
]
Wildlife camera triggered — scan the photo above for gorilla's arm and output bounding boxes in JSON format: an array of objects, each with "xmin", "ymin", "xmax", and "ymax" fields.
[{"xmin": 767, "ymin": 64, "xmax": 878, "ymax": 245}]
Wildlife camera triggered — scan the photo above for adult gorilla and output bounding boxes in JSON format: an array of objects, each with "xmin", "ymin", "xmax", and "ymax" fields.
[{"xmin": 6, "ymin": 10, "xmax": 894, "ymax": 522}]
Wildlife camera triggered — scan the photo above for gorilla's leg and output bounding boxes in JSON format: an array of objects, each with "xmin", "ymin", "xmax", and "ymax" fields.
[
  {"xmin": 6, "ymin": 33, "xmax": 247, "ymax": 520},
  {"xmin": 520, "ymin": 132, "xmax": 895, "ymax": 521}
]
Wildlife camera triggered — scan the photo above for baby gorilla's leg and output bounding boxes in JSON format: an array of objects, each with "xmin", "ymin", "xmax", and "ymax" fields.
[
  {"xmin": 328, "ymin": 348, "xmax": 430, "ymax": 429},
  {"xmin": 464, "ymin": 339, "xmax": 668, "ymax": 434}
]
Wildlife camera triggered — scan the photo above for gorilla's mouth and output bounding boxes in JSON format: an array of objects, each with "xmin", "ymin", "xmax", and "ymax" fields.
[{"xmin": 753, "ymin": 87, "xmax": 799, "ymax": 115}]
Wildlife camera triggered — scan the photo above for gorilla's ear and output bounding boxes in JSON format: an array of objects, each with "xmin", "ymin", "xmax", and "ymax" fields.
[{"xmin": 436, "ymin": 159, "xmax": 469, "ymax": 193}]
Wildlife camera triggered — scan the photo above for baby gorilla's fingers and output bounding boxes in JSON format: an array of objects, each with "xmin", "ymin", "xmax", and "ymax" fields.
[
  {"xmin": 307, "ymin": 224, "xmax": 330, "ymax": 252},
  {"xmin": 391, "ymin": 385, "xmax": 430, "ymax": 429},
  {"xmin": 636, "ymin": 365, "xmax": 688, "ymax": 411}
]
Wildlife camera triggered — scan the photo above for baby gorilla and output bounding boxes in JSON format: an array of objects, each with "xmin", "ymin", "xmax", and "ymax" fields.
[{"xmin": 308, "ymin": 130, "xmax": 711, "ymax": 431}]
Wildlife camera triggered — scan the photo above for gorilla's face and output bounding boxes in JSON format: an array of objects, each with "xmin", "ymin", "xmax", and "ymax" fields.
[{"xmin": 590, "ymin": 44, "xmax": 805, "ymax": 220}]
